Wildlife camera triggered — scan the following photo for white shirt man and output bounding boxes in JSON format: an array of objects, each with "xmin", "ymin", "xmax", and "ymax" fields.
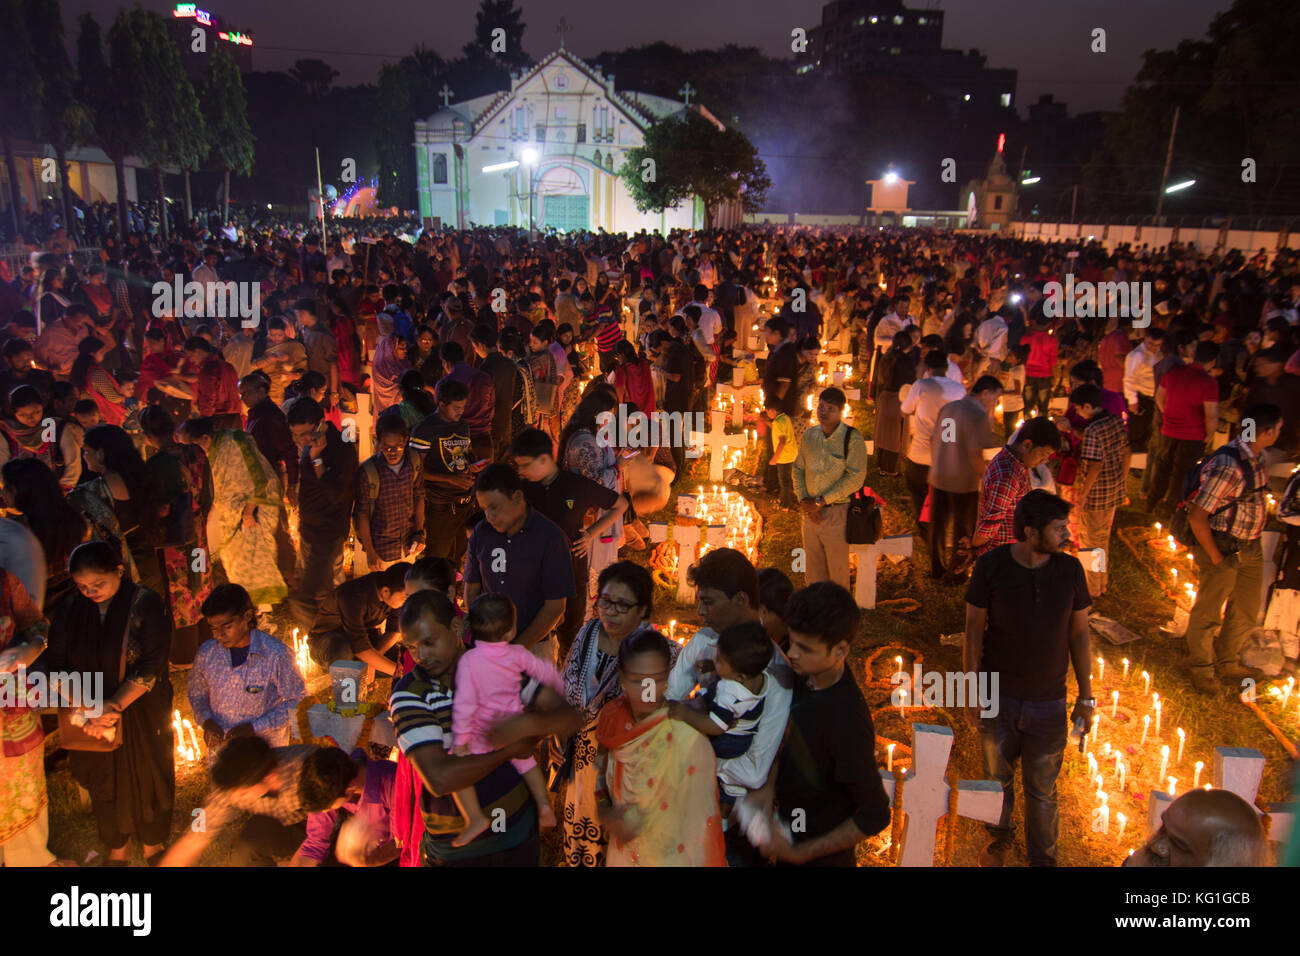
[
  {"xmin": 1123, "ymin": 335, "xmax": 1162, "ymax": 407},
  {"xmin": 975, "ymin": 315, "xmax": 1009, "ymax": 365},
  {"xmin": 686, "ymin": 299, "xmax": 723, "ymax": 346},
  {"xmin": 900, "ymin": 371, "xmax": 967, "ymax": 466},
  {"xmin": 874, "ymin": 311, "xmax": 915, "ymax": 352}
]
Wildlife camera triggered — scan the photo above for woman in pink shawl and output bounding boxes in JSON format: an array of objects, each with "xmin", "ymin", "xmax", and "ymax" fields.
[{"xmin": 370, "ymin": 333, "xmax": 411, "ymax": 421}]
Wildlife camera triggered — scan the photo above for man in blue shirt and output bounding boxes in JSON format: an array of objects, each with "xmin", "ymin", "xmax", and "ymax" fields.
[
  {"xmin": 191, "ymin": 584, "xmax": 306, "ymax": 750},
  {"xmin": 463, "ymin": 464, "xmax": 575, "ymax": 665}
]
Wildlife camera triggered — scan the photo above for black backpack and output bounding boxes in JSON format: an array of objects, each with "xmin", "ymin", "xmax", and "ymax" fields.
[
  {"xmin": 842, "ymin": 425, "xmax": 882, "ymax": 545},
  {"xmin": 1169, "ymin": 444, "xmax": 1253, "ymax": 550}
]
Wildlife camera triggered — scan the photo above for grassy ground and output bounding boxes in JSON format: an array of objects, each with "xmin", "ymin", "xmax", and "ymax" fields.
[{"xmin": 45, "ymin": 394, "xmax": 1297, "ymax": 867}]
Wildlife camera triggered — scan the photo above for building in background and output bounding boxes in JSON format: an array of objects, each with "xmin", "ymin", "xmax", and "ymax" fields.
[
  {"xmin": 167, "ymin": 2, "xmax": 255, "ymax": 78},
  {"xmin": 803, "ymin": 0, "xmax": 1016, "ymax": 116},
  {"xmin": 414, "ymin": 48, "xmax": 740, "ymax": 233}
]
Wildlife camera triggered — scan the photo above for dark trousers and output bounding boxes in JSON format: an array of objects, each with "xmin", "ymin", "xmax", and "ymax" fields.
[
  {"xmin": 929, "ymin": 487, "xmax": 978, "ymax": 576},
  {"xmin": 1127, "ymin": 393, "xmax": 1155, "ymax": 450},
  {"xmin": 91, "ymin": 797, "xmax": 172, "ymax": 850},
  {"xmin": 1146, "ymin": 436, "xmax": 1204, "ymax": 516},
  {"xmin": 291, "ymin": 533, "xmax": 346, "ymax": 630},
  {"xmin": 557, "ymin": 556, "xmax": 590, "ymax": 663},
  {"xmin": 422, "ymin": 827, "xmax": 540, "ymax": 867},
  {"xmin": 903, "ymin": 457, "xmax": 930, "ymax": 524},
  {"xmin": 760, "ymin": 432, "xmax": 779, "ymax": 492},
  {"xmin": 1023, "ymin": 376, "xmax": 1053, "ymax": 419},
  {"xmin": 980, "ymin": 695, "xmax": 1067, "ymax": 866},
  {"xmin": 425, "ymin": 498, "xmax": 474, "ymax": 569},
  {"xmin": 228, "ymin": 815, "xmax": 309, "ymax": 866}
]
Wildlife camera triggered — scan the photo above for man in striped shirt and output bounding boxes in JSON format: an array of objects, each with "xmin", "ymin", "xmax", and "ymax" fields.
[{"xmin": 389, "ymin": 590, "xmax": 580, "ymax": 866}]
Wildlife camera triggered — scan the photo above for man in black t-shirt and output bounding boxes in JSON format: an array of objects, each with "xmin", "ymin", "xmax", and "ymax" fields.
[
  {"xmin": 411, "ymin": 378, "xmax": 484, "ymax": 566},
  {"xmin": 760, "ymin": 316, "xmax": 801, "ymax": 493},
  {"xmin": 650, "ymin": 330, "xmax": 694, "ymax": 477},
  {"xmin": 964, "ymin": 489, "xmax": 1094, "ymax": 867},
  {"xmin": 510, "ymin": 427, "xmax": 627, "ymax": 661},
  {"xmin": 756, "ymin": 582, "xmax": 890, "ymax": 867}
]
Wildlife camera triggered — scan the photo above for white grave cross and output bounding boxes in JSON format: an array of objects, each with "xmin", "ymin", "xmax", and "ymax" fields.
[
  {"xmin": 674, "ymin": 523, "xmax": 700, "ymax": 605},
  {"xmin": 850, "ymin": 533, "xmax": 914, "ymax": 609},
  {"xmin": 689, "ymin": 409, "xmax": 748, "ymax": 482},
  {"xmin": 1147, "ymin": 746, "xmax": 1295, "ymax": 844},
  {"xmin": 879, "ymin": 723, "xmax": 1004, "ymax": 866},
  {"xmin": 717, "ymin": 383, "xmax": 762, "ymax": 428}
]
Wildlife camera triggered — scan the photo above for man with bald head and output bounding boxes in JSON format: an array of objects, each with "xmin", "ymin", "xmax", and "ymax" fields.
[{"xmin": 1124, "ymin": 789, "xmax": 1270, "ymax": 867}]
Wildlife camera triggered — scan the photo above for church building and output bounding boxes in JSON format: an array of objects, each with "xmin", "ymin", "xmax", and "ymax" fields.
[{"xmin": 414, "ymin": 47, "xmax": 740, "ymax": 233}]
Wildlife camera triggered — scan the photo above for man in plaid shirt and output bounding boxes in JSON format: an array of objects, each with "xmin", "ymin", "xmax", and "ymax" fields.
[
  {"xmin": 1070, "ymin": 384, "xmax": 1131, "ymax": 598},
  {"xmin": 1183, "ymin": 402, "xmax": 1283, "ymax": 695},
  {"xmin": 972, "ymin": 417, "xmax": 1062, "ymax": 557}
]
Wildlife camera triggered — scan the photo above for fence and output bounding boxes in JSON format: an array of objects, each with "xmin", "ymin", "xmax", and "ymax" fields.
[
  {"xmin": 0, "ymin": 245, "xmax": 104, "ymax": 277},
  {"xmin": 1008, "ymin": 220, "xmax": 1293, "ymax": 254}
]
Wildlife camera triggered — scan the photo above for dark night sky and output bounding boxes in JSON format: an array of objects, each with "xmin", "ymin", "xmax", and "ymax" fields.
[{"xmin": 63, "ymin": 0, "xmax": 1230, "ymax": 114}]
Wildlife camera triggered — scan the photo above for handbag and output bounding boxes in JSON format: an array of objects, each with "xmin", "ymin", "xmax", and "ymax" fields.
[
  {"xmin": 533, "ymin": 380, "xmax": 559, "ymax": 417},
  {"xmin": 56, "ymin": 604, "xmax": 131, "ymax": 752},
  {"xmin": 842, "ymin": 426, "xmax": 883, "ymax": 545}
]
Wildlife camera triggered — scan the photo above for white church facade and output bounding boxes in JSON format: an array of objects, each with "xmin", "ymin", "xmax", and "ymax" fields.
[{"xmin": 414, "ymin": 48, "xmax": 741, "ymax": 234}]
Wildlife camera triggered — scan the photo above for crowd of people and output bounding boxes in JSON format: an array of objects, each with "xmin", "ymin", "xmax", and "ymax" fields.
[{"xmin": 0, "ymin": 216, "xmax": 1295, "ymax": 869}]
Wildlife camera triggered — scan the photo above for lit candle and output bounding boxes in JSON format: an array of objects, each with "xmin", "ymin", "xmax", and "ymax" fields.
[
  {"xmin": 1095, "ymin": 774, "xmax": 1104, "ymax": 794},
  {"xmin": 1117, "ymin": 812, "xmax": 1127, "ymax": 841},
  {"xmin": 1193, "ymin": 761, "xmax": 1203, "ymax": 788},
  {"xmin": 1114, "ymin": 752, "xmax": 1122, "ymax": 774},
  {"xmin": 1118, "ymin": 760, "xmax": 1126, "ymax": 792},
  {"xmin": 1159, "ymin": 745, "xmax": 1169, "ymax": 782},
  {"xmin": 669, "ymin": 620, "xmax": 677, "ymax": 642},
  {"xmin": 1111, "ymin": 690, "xmax": 1119, "ymax": 718},
  {"xmin": 898, "ymin": 689, "xmax": 908, "ymax": 715},
  {"xmin": 1168, "ymin": 776, "xmax": 1178, "ymax": 796},
  {"xmin": 1167, "ymin": 535, "xmax": 1176, "ymax": 553},
  {"xmin": 1154, "ymin": 700, "xmax": 1162, "ymax": 736},
  {"xmin": 1171, "ymin": 568, "xmax": 1178, "ymax": 583},
  {"xmin": 1141, "ymin": 714, "xmax": 1150, "ymax": 745},
  {"xmin": 1176, "ymin": 727, "xmax": 1186, "ymax": 763},
  {"xmin": 887, "ymin": 742, "xmax": 896, "ymax": 772},
  {"xmin": 1087, "ymin": 753, "xmax": 1098, "ymax": 778},
  {"xmin": 1283, "ymin": 677, "xmax": 1295, "ymax": 709},
  {"xmin": 1098, "ymin": 793, "xmax": 1109, "ymax": 833},
  {"xmin": 894, "ymin": 655, "xmax": 904, "ymax": 683},
  {"xmin": 1102, "ymin": 741, "xmax": 1112, "ymax": 758},
  {"xmin": 1154, "ymin": 522, "xmax": 1162, "ymax": 535},
  {"xmin": 183, "ymin": 718, "xmax": 200, "ymax": 756},
  {"xmin": 1142, "ymin": 671, "xmax": 1150, "ymax": 695},
  {"xmin": 1091, "ymin": 714, "xmax": 1100, "ymax": 742},
  {"xmin": 1122, "ymin": 658, "xmax": 1130, "ymax": 681},
  {"xmin": 1097, "ymin": 657, "xmax": 1105, "ymax": 683}
]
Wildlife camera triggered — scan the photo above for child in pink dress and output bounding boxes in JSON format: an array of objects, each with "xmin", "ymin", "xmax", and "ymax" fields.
[{"xmin": 450, "ymin": 593, "xmax": 563, "ymax": 846}]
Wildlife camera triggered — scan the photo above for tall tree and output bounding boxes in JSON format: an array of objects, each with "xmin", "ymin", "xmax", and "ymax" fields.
[
  {"xmin": 24, "ymin": 0, "xmax": 93, "ymax": 243},
  {"xmin": 0, "ymin": 0, "xmax": 42, "ymax": 240},
  {"xmin": 201, "ymin": 48, "xmax": 255, "ymax": 224},
  {"xmin": 375, "ymin": 63, "xmax": 413, "ymax": 210},
  {"xmin": 132, "ymin": 6, "xmax": 206, "ymax": 242},
  {"xmin": 463, "ymin": 0, "xmax": 530, "ymax": 71},
  {"xmin": 288, "ymin": 58, "xmax": 340, "ymax": 100},
  {"xmin": 621, "ymin": 112, "xmax": 770, "ymax": 227},
  {"xmin": 80, "ymin": 10, "xmax": 150, "ymax": 240}
]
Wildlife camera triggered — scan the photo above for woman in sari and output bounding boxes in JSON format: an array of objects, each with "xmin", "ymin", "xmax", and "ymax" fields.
[
  {"xmin": 139, "ymin": 406, "xmax": 214, "ymax": 667},
  {"xmin": 552, "ymin": 562, "xmax": 679, "ymax": 867},
  {"xmin": 874, "ymin": 329, "xmax": 916, "ymax": 476},
  {"xmin": 526, "ymin": 324, "xmax": 564, "ymax": 443},
  {"xmin": 371, "ymin": 333, "xmax": 410, "ymax": 421},
  {"xmin": 594, "ymin": 628, "xmax": 725, "ymax": 867},
  {"xmin": 42, "ymin": 540, "xmax": 174, "ymax": 865},
  {"xmin": 203, "ymin": 428, "xmax": 288, "ymax": 607},
  {"xmin": 71, "ymin": 337, "xmax": 128, "ymax": 427},
  {"xmin": 0, "ymin": 569, "xmax": 59, "ymax": 866},
  {"xmin": 71, "ymin": 424, "xmax": 166, "ymax": 599}
]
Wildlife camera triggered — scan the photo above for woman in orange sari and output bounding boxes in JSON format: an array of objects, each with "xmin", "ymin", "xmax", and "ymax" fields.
[{"xmin": 594, "ymin": 629, "xmax": 725, "ymax": 867}]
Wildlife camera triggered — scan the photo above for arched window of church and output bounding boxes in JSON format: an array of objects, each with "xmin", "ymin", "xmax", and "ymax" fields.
[
  {"xmin": 593, "ymin": 150, "xmax": 602, "ymax": 168},
  {"xmin": 433, "ymin": 154, "xmax": 448, "ymax": 184},
  {"xmin": 605, "ymin": 153, "xmax": 614, "ymax": 172}
]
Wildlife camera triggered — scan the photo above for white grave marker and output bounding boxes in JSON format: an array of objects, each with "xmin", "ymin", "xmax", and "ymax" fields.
[
  {"xmin": 879, "ymin": 723, "xmax": 1004, "ymax": 866},
  {"xmin": 1147, "ymin": 746, "xmax": 1295, "ymax": 844},
  {"xmin": 717, "ymin": 383, "xmax": 763, "ymax": 428},
  {"xmin": 689, "ymin": 409, "xmax": 748, "ymax": 482},
  {"xmin": 850, "ymin": 533, "xmax": 914, "ymax": 609},
  {"xmin": 674, "ymin": 523, "xmax": 701, "ymax": 605}
]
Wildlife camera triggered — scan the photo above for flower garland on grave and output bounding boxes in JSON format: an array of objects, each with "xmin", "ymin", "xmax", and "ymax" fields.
[{"xmin": 296, "ymin": 693, "xmax": 387, "ymax": 750}]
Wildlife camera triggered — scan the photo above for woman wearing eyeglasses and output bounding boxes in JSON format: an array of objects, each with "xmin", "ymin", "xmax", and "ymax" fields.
[{"xmin": 551, "ymin": 561, "xmax": 678, "ymax": 867}]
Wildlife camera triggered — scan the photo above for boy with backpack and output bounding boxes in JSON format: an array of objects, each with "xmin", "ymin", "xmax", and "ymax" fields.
[
  {"xmin": 355, "ymin": 412, "xmax": 425, "ymax": 572},
  {"xmin": 1173, "ymin": 402, "xmax": 1282, "ymax": 695}
]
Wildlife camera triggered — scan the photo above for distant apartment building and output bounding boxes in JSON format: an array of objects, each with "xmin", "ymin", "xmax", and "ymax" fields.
[{"xmin": 166, "ymin": 2, "xmax": 255, "ymax": 79}]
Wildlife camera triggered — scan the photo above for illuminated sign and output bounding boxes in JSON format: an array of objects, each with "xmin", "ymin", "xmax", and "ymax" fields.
[
  {"xmin": 219, "ymin": 31, "xmax": 253, "ymax": 46},
  {"xmin": 173, "ymin": 4, "xmax": 212, "ymax": 25},
  {"xmin": 996, "ymin": 133, "xmax": 1005, "ymax": 154}
]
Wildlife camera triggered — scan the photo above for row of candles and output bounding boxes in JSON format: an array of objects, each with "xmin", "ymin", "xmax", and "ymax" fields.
[
  {"xmin": 172, "ymin": 709, "xmax": 202, "ymax": 764},
  {"xmin": 1266, "ymin": 676, "xmax": 1300, "ymax": 723},
  {"xmin": 691, "ymin": 484, "xmax": 762, "ymax": 564}
]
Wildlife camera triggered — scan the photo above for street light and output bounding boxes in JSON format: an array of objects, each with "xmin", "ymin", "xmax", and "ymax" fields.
[
  {"xmin": 883, "ymin": 170, "xmax": 900, "ymax": 185},
  {"xmin": 521, "ymin": 148, "xmax": 539, "ymax": 231},
  {"xmin": 1164, "ymin": 179, "xmax": 1195, "ymax": 194},
  {"xmin": 1021, "ymin": 176, "xmax": 1041, "ymax": 185}
]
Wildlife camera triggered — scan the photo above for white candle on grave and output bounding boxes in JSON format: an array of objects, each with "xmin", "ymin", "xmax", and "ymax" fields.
[
  {"xmin": 1097, "ymin": 657, "xmax": 1104, "ymax": 683},
  {"xmin": 1102, "ymin": 741, "xmax": 1112, "ymax": 758},
  {"xmin": 894, "ymin": 655, "xmax": 904, "ymax": 683},
  {"xmin": 898, "ymin": 689, "xmax": 908, "ymax": 715},
  {"xmin": 1193, "ymin": 761, "xmax": 1204, "ymax": 788},
  {"xmin": 1283, "ymin": 677, "xmax": 1295, "ymax": 709},
  {"xmin": 1168, "ymin": 777, "xmax": 1178, "ymax": 796},
  {"xmin": 1118, "ymin": 761, "xmax": 1126, "ymax": 792},
  {"xmin": 1154, "ymin": 522, "xmax": 1162, "ymax": 535},
  {"xmin": 887, "ymin": 743, "xmax": 896, "ymax": 772},
  {"xmin": 1116, "ymin": 812, "xmax": 1127, "ymax": 842},
  {"xmin": 183, "ymin": 718, "xmax": 200, "ymax": 756},
  {"xmin": 1122, "ymin": 658, "xmax": 1130, "ymax": 681},
  {"xmin": 1141, "ymin": 714, "xmax": 1150, "ymax": 745},
  {"xmin": 669, "ymin": 620, "xmax": 677, "ymax": 642},
  {"xmin": 1099, "ymin": 803, "xmax": 1110, "ymax": 835},
  {"xmin": 1155, "ymin": 700, "xmax": 1162, "ymax": 736},
  {"xmin": 1158, "ymin": 744, "xmax": 1170, "ymax": 782},
  {"xmin": 1111, "ymin": 690, "xmax": 1119, "ymax": 718},
  {"xmin": 1142, "ymin": 671, "xmax": 1150, "ymax": 695},
  {"xmin": 1176, "ymin": 728, "xmax": 1186, "ymax": 763},
  {"xmin": 1091, "ymin": 714, "xmax": 1100, "ymax": 743}
]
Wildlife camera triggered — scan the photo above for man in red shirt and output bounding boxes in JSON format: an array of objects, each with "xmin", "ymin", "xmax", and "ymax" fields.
[
  {"xmin": 1097, "ymin": 321, "xmax": 1132, "ymax": 395},
  {"xmin": 185, "ymin": 336, "xmax": 243, "ymax": 430},
  {"xmin": 1146, "ymin": 341, "xmax": 1220, "ymax": 517}
]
